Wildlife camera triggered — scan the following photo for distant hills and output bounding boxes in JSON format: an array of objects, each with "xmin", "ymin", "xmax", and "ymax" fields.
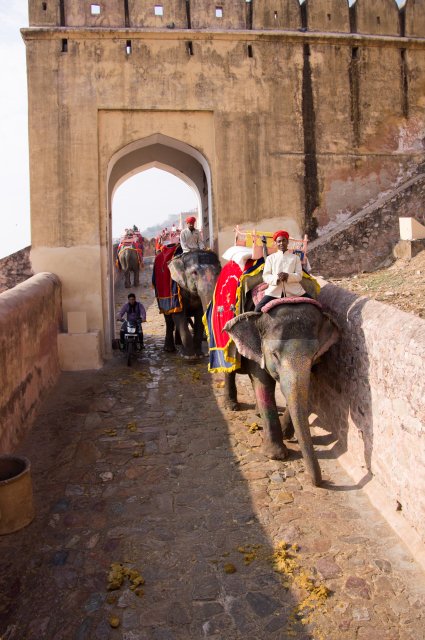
[{"xmin": 140, "ymin": 210, "xmax": 197, "ymax": 239}]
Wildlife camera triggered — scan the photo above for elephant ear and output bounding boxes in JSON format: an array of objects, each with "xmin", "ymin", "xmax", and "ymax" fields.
[
  {"xmin": 169, "ymin": 257, "xmax": 187, "ymax": 289},
  {"xmin": 224, "ymin": 312, "xmax": 265, "ymax": 365},
  {"xmin": 313, "ymin": 312, "xmax": 340, "ymax": 363}
]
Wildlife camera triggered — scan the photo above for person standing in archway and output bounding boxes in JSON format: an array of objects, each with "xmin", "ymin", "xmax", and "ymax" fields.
[{"xmin": 180, "ymin": 216, "xmax": 205, "ymax": 253}]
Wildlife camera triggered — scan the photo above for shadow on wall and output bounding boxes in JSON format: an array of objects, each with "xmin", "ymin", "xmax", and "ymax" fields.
[{"xmin": 310, "ymin": 287, "xmax": 374, "ymax": 491}]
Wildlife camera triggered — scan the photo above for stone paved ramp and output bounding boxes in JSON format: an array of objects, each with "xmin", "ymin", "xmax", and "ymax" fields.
[{"xmin": 1, "ymin": 267, "xmax": 425, "ymax": 640}]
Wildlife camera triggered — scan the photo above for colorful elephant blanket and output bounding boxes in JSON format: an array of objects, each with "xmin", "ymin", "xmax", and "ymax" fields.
[
  {"xmin": 204, "ymin": 258, "xmax": 322, "ymax": 373},
  {"xmin": 261, "ymin": 297, "xmax": 323, "ymax": 313},
  {"xmin": 203, "ymin": 258, "xmax": 265, "ymax": 373},
  {"xmin": 152, "ymin": 245, "xmax": 183, "ymax": 314},
  {"xmin": 116, "ymin": 237, "xmax": 144, "ymax": 269}
]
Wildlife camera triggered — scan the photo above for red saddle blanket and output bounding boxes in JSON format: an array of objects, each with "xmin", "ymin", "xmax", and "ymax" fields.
[{"xmin": 152, "ymin": 245, "xmax": 183, "ymax": 314}]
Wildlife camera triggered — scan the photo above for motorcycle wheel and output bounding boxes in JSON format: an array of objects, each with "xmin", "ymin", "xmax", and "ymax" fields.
[{"xmin": 127, "ymin": 341, "xmax": 135, "ymax": 366}]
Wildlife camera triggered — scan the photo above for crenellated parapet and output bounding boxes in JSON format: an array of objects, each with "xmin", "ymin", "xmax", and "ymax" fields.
[
  {"xmin": 27, "ymin": 0, "xmax": 425, "ymax": 37},
  {"xmin": 353, "ymin": 0, "xmax": 400, "ymax": 36},
  {"xmin": 306, "ymin": 0, "xmax": 350, "ymax": 33},
  {"xmin": 252, "ymin": 0, "xmax": 301, "ymax": 30},
  {"xmin": 405, "ymin": 0, "xmax": 425, "ymax": 38}
]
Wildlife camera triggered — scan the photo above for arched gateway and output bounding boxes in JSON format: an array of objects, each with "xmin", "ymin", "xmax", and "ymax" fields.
[
  {"xmin": 23, "ymin": 0, "xmax": 425, "ymax": 368},
  {"xmin": 107, "ymin": 134, "xmax": 213, "ymax": 348}
]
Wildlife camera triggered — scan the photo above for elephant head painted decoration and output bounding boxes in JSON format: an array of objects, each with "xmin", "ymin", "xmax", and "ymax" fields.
[
  {"xmin": 162, "ymin": 249, "xmax": 221, "ymax": 358},
  {"xmin": 169, "ymin": 250, "xmax": 221, "ymax": 312}
]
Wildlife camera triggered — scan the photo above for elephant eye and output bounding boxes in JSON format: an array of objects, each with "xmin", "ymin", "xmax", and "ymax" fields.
[{"xmin": 192, "ymin": 270, "xmax": 198, "ymax": 276}]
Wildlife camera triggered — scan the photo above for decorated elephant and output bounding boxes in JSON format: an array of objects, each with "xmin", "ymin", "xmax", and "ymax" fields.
[
  {"xmin": 165, "ymin": 250, "xmax": 221, "ymax": 358},
  {"xmin": 118, "ymin": 246, "xmax": 141, "ymax": 288},
  {"xmin": 224, "ymin": 301, "xmax": 339, "ymax": 486}
]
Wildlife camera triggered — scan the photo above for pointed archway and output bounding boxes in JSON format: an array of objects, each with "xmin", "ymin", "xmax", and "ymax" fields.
[{"xmin": 103, "ymin": 134, "xmax": 214, "ymax": 352}]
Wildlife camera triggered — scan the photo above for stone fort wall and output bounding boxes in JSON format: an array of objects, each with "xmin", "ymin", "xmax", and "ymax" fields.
[
  {"xmin": 23, "ymin": 0, "xmax": 425, "ymax": 352},
  {"xmin": 0, "ymin": 273, "xmax": 62, "ymax": 453},
  {"xmin": 310, "ymin": 279, "xmax": 425, "ymax": 550},
  {"xmin": 25, "ymin": 0, "xmax": 425, "ymax": 237}
]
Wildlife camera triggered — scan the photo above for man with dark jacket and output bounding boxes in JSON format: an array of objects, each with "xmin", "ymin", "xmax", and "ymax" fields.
[{"xmin": 117, "ymin": 293, "xmax": 147, "ymax": 347}]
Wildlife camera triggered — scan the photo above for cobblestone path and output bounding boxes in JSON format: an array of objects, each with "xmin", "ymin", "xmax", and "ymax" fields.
[{"xmin": 1, "ymin": 265, "xmax": 425, "ymax": 640}]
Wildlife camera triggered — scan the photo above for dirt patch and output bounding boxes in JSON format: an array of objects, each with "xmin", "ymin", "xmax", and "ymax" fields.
[{"xmin": 329, "ymin": 250, "xmax": 425, "ymax": 319}]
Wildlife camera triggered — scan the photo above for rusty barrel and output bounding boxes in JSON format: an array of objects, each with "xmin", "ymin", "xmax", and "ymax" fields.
[{"xmin": 0, "ymin": 455, "xmax": 34, "ymax": 535}]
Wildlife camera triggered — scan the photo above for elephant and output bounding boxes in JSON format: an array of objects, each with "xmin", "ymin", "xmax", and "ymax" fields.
[
  {"xmin": 166, "ymin": 249, "xmax": 221, "ymax": 358},
  {"xmin": 118, "ymin": 247, "xmax": 141, "ymax": 288},
  {"xmin": 224, "ymin": 302, "xmax": 339, "ymax": 486}
]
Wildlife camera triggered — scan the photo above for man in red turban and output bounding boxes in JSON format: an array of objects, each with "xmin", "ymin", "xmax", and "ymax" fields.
[
  {"xmin": 180, "ymin": 215, "xmax": 205, "ymax": 253},
  {"xmin": 272, "ymin": 230, "xmax": 289, "ymax": 242},
  {"xmin": 254, "ymin": 229, "xmax": 308, "ymax": 311}
]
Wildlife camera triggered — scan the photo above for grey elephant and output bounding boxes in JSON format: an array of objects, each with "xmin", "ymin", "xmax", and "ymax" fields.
[
  {"xmin": 118, "ymin": 247, "xmax": 141, "ymax": 288},
  {"xmin": 224, "ymin": 302, "xmax": 339, "ymax": 486},
  {"xmin": 165, "ymin": 250, "xmax": 221, "ymax": 358}
]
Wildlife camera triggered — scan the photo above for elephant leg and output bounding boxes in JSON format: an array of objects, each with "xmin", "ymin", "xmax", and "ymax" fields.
[
  {"xmin": 173, "ymin": 312, "xmax": 195, "ymax": 358},
  {"xmin": 124, "ymin": 270, "xmax": 131, "ymax": 288},
  {"xmin": 224, "ymin": 372, "xmax": 239, "ymax": 411},
  {"xmin": 192, "ymin": 310, "xmax": 204, "ymax": 356},
  {"xmin": 134, "ymin": 267, "xmax": 140, "ymax": 287},
  {"xmin": 249, "ymin": 364, "xmax": 288, "ymax": 461},
  {"xmin": 281, "ymin": 409, "xmax": 295, "ymax": 440},
  {"xmin": 175, "ymin": 328, "xmax": 183, "ymax": 346},
  {"xmin": 164, "ymin": 314, "xmax": 176, "ymax": 352}
]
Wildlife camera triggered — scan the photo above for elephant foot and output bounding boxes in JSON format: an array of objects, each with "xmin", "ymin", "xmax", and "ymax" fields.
[
  {"xmin": 281, "ymin": 409, "xmax": 295, "ymax": 440},
  {"xmin": 282, "ymin": 423, "xmax": 296, "ymax": 441},
  {"xmin": 164, "ymin": 345, "xmax": 176, "ymax": 353},
  {"xmin": 263, "ymin": 442, "xmax": 289, "ymax": 461},
  {"xmin": 224, "ymin": 400, "xmax": 240, "ymax": 411},
  {"xmin": 183, "ymin": 354, "xmax": 198, "ymax": 361}
]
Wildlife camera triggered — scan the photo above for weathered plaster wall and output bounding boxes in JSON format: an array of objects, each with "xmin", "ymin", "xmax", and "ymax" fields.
[
  {"xmin": 0, "ymin": 273, "xmax": 61, "ymax": 453},
  {"xmin": 310, "ymin": 281, "xmax": 425, "ymax": 547},
  {"xmin": 0, "ymin": 247, "xmax": 33, "ymax": 294},
  {"xmin": 309, "ymin": 171, "xmax": 425, "ymax": 277},
  {"xmin": 23, "ymin": 0, "xmax": 425, "ymax": 356}
]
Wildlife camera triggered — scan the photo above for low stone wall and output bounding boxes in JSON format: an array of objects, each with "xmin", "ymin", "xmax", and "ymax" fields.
[
  {"xmin": 0, "ymin": 273, "xmax": 62, "ymax": 453},
  {"xmin": 309, "ymin": 172, "xmax": 425, "ymax": 278},
  {"xmin": 0, "ymin": 246, "xmax": 33, "ymax": 294},
  {"xmin": 311, "ymin": 281, "xmax": 425, "ymax": 548}
]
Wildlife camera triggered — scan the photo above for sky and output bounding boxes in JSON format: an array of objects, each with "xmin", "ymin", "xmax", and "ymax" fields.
[{"xmin": 0, "ymin": 0, "xmax": 406, "ymax": 258}]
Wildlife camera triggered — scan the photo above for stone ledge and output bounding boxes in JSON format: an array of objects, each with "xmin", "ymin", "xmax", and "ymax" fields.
[{"xmin": 393, "ymin": 238, "xmax": 425, "ymax": 260}]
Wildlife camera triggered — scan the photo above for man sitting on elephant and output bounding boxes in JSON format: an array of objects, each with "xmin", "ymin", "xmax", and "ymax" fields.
[
  {"xmin": 180, "ymin": 216, "xmax": 205, "ymax": 253},
  {"xmin": 254, "ymin": 230, "xmax": 312, "ymax": 312},
  {"xmin": 117, "ymin": 293, "xmax": 146, "ymax": 348}
]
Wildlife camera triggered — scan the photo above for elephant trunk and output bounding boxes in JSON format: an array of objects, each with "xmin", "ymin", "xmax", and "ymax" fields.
[{"xmin": 279, "ymin": 356, "xmax": 322, "ymax": 487}]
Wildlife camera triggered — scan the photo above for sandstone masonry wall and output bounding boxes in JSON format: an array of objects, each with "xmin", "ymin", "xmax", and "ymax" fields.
[
  {"xmin": 0, "ymin": 246, "xmax": 33, "ymax": 294},
  {"xmin": 308, "ymin": 171, "xmax": 425, "ymax": 277},
  {"xmin": 0, "ymin": 273, "xmax": 62, "ymax": 453},
  {"xmin": 310, "ymin": 281, "xmax": 425, "ymax": 546},
  {"xmin": 24, "ymin": 0, "xmax": 425, "ymax": 354}
]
